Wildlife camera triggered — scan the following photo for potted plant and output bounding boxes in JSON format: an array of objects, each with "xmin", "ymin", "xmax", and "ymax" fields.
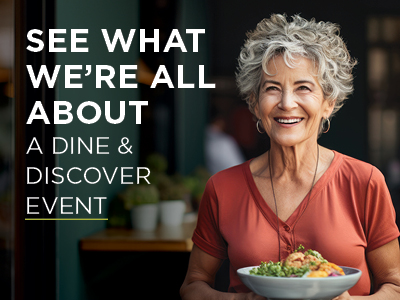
[
  {"xmin": 119, "ymin": 184, "xmax": 160, "ymax": 231},
  {"xmin": 158, "ymin": 175, "xmax": 189, "ymax": 226},
  {"xmin": 107, "ymin": 195, "xmax": 131, "ymax": 228},
  {"xmin": 145, "ymin": 152, "xmax": 168, "ymax": 174},
  {"xmin": 183, "ymin": 167, "xmax": 210, "ymax": 210}
]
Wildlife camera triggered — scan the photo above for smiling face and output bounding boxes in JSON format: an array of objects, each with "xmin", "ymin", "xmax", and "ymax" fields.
[{"xmin": 255, "ymin": 55, "xmax": 335, "ymax": 148}]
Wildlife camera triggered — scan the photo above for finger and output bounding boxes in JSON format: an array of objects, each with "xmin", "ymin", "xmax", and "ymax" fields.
[
  {"xmin": 248, "ymin": 292, "xmax": 268, "ymax": 300},
  {"xmin": 332, "ymin": 290, "xmax": 350, "ymax": 300}
]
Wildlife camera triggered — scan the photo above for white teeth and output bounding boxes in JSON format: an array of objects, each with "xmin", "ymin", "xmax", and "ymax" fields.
[{"xmin": 277, "ymin": 118, "xmax": 302, "ymax": 124}]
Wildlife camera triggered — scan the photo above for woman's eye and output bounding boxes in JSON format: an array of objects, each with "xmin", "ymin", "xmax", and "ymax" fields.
[
  {"xmin": 298, "ymin": 86, "xmax": 311, "ymax": 91},
  {"xmin": 266, "ymin": 86, "xmax": 280, "ymax": 92}
]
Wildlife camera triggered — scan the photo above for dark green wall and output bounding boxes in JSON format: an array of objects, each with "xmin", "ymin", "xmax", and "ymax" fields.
[
  {"xmin": 56, "ymin": 1, "xmax": 140, "ymax": 299},
  {"xmin": 176, "ymin": 0, "xmax": 210, "ymax": 175}
]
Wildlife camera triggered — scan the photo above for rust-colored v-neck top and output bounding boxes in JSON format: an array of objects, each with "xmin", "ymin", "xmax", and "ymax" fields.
[{"xmin": 192, "ymin": 151, "xmax": 400, "ymax": 295}]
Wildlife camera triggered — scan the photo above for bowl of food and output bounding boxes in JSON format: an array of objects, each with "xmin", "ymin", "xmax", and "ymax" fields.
[{"xmin": 237, "ymin": 246, "xmax": 362, "ymax": 300}]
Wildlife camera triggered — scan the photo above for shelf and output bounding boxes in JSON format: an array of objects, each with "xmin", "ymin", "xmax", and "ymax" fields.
[{"xmin": 80, "ymin": 220, "xmax": 196, "ymax": 252}]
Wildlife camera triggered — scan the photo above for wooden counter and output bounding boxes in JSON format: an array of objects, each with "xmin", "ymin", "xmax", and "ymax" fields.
[{"xmin": 80, "ymin": 220, "xmax": 196, "ymax": 252}]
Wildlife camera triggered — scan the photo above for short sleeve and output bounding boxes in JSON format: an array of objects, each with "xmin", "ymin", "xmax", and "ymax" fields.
[
  {"xmin": 192, "ymin": 177, "xmax": 228, "ymax": 259},
  {"xmin": 365, "ymin": 167, "xmax": 400, "ymax": 252}
]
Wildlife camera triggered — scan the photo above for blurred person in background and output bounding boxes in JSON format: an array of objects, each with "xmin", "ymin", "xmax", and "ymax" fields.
[{"xmin": 205, "ymin": 108, "xmax": 245, "ymax": 175}]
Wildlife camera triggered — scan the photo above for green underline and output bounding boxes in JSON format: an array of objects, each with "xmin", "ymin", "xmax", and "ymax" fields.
[{"xmin": 25, "ymin": 218, "xmax": 108, "ymax": 221}]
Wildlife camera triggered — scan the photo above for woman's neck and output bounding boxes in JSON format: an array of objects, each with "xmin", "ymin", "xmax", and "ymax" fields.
[{"xmin": 268, "ymin": 141, "xmax": 320, "ymax": 181}]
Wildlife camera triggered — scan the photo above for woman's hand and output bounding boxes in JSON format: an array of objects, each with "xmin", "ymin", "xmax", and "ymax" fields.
[
  {"xmin": 238, "ymin": 292, "xmax": 268, "ymax": 300},
  {"xmin": 332, "ymin": 291, "xmax": 352, "ymax": 300}
]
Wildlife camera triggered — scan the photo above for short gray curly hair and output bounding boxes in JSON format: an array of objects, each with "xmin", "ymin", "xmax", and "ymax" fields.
[{"xmin": 236, "ymin": 14, "xmax": 357, "ymax": 121}]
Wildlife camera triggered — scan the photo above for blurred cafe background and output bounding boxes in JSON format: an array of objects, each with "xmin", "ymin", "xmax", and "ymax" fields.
[{"xmin": 2, "ymin": 0, "xmax": 400, "ymax": 299}]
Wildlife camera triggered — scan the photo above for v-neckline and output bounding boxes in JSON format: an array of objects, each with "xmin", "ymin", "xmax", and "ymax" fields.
[{"xmin": 243, "ymin": 150, "xmax": 342, "ymax": 230}]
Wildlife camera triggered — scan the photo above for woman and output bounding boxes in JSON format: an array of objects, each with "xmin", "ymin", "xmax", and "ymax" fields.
[{"xmin": 180, "ymin": 14, "xmax": 400, "ymax": 300}]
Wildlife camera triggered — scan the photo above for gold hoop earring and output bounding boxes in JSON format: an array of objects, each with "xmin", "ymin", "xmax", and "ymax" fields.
[
  {"xmin": 256, "ymin": 119, "xmax": 265, "ymax": 134},
  {"xmin": 323, "ymin": 118, "xmax": 330, "ymax": 133}
]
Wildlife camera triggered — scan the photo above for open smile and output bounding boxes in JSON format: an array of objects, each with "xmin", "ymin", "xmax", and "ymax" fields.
[{"xmin": 273, "ymin": 117, "xmax": 304, "ymax": 127}]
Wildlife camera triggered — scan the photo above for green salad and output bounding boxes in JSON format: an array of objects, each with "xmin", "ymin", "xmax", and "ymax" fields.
[
  {"xmin": 249, "ymin": 260, "xmax": 310, "ymax": 277},
  {"xmin": 249, "ymin": 245, "xmax": 341, "ymax": 278}
]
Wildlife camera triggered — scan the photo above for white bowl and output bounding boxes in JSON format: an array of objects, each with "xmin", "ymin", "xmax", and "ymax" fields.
[{"xmin": 237, "ymin": 266, "xmax": 362, "ymax": 300}]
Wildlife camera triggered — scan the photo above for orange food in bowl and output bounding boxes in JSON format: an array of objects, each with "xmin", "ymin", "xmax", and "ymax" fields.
[
  {"xmin": 307, "ymin": 270, "xmax": 329, "ymax": 277},
  {"xmin": 307, "ymin": 263, "xmax": 345, "ymax": 277}
]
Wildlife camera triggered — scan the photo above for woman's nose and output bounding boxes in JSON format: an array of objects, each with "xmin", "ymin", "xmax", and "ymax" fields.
[{"xmin": 278, "ymin": 91, "xmax": 298, "ymax": 110}]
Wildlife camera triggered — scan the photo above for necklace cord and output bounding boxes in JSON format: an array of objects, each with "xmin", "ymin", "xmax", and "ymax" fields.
[
  {"xmin": 268, "ymin": 150, "xmax": 281, "ymax": 261},
  {"xmin": 268, "ymin": 145, "xmax": 319, "ymax": 262}
]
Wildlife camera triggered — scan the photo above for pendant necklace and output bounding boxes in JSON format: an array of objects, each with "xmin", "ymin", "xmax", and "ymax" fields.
[{"xmin": 268, "ymin": 145, "xmax": 319, "ymax": 261}]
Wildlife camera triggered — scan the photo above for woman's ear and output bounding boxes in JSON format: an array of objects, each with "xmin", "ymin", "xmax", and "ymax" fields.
[{"xmin": 323, "ymin": 99, "xmax": 336, "ymax": 119}]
